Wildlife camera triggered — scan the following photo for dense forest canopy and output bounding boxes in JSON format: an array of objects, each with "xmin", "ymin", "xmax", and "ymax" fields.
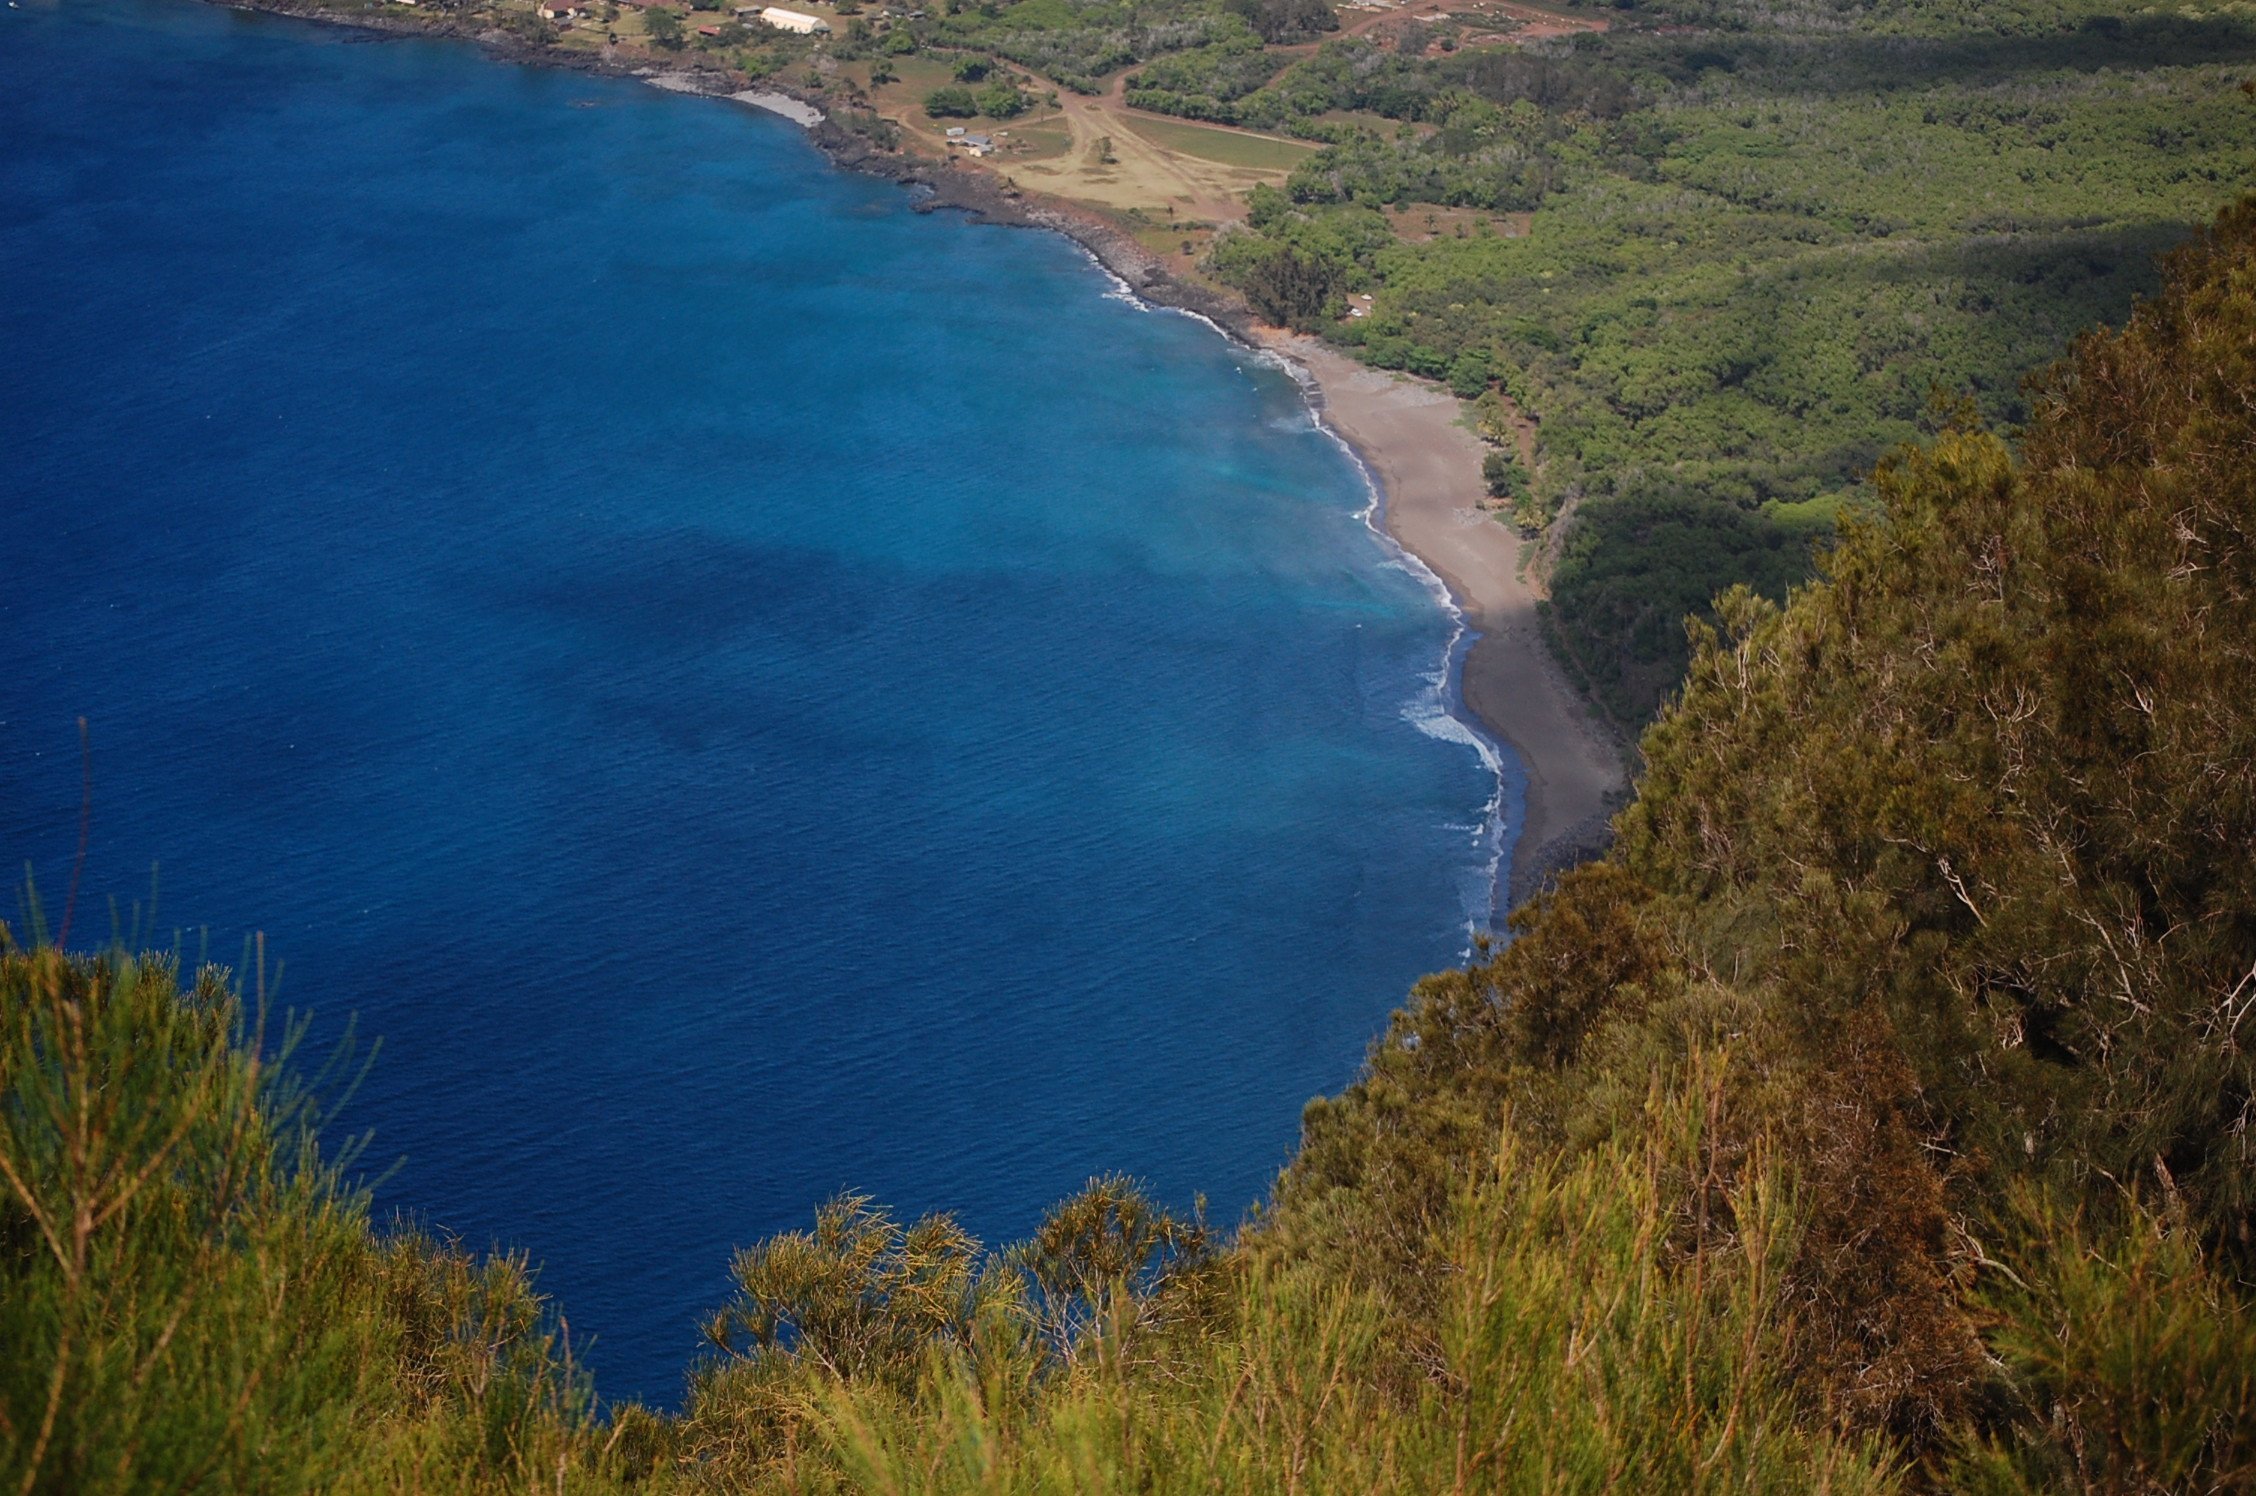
[
  {"xmin": 1189, "ymin": 5, "xmax": 2256, "ymax": 717},
  {"xmin": 8, "ymin": 188, "xmax": 2256, "ymax": 1494}
]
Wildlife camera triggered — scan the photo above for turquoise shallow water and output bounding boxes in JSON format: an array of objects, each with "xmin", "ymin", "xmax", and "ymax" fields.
[{"xmin": 0, "ymin": 0, "xmax": 1513, "ymax": 1402}]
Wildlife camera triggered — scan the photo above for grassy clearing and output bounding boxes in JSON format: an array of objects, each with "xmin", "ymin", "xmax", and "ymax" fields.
[
  {"xmin": 998, "ymin": 121, "xmax": 1073, "ymax": 161},
  {"xmin": 1119, "ymin": 113, "xmax": 1313, "ymax": 171},
  {"xmin": 857, "ymin": 55, "xmax": 971, "ymax": 149}
]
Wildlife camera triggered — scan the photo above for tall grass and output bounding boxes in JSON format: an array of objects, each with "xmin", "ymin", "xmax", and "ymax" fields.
[
  {"xmin": 3, "ymin": 933, "xmax": 2248, "ymax": 1492},
  {"xmin": 760, "ymin": 1061, "xmax": 1898, "ymax": 1495},
  {"xmin": 0, "ymin": 934, "xmax": 603, "ymax": 1495}
]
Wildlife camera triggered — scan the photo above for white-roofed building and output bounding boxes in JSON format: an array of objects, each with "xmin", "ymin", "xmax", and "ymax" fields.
[{"xmin": 756, "ymin": 6, "xmax": 831, "ymax": 32}]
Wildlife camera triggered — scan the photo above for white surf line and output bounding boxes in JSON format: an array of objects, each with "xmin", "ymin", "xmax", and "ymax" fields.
[
  {"xmin": 1305, "ymin": 398, "xmax": 1511, "ymax": 951},
  {"xmin": 1064, "ymin": 235, "xmax": 1512, "ymax": 942}
]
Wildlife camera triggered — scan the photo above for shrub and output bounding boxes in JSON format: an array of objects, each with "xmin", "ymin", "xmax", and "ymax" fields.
[{"xmin": 923, "ymin": 84, "xmax": 978, "ymax": 116}]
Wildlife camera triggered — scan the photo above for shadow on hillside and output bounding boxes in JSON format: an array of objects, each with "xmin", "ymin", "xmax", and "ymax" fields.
[
  {"xmin": 1604, "ymin": 13, "xmax": 2256, "ymax": 94},
  {"xmin": 1869, "ymin": 216, "xmax": 2189, "ymax": 300}
]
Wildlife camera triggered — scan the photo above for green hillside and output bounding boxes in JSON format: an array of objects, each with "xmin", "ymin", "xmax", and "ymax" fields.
[
  {"xmin": 7, "ymin": 190, "xmax": 2254, "ymax": 1493},
  {"xmin": 1188, "ymin": 7, "xmax": 2256, "ymax": 720}
]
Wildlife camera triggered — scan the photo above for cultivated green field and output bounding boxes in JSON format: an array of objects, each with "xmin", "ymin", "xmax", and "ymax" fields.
[{"xmin": 1121, "ymin": 111, "xmax": 1316, "ymax": 170}]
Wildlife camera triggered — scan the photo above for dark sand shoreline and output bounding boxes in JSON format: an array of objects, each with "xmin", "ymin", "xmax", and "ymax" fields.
[
  {"xmin": 211, "ymin": 0, "xmax": 1629, "ymax": 906},
  {"xmin": 1249, "ymin": 335, "xmax": 1627, "ymax": 906}
]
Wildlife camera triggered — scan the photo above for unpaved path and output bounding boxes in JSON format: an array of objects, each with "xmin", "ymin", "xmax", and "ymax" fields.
[{"xmin": 1004, "ymin": 74, "xmax": 1292, "ymax": 222}]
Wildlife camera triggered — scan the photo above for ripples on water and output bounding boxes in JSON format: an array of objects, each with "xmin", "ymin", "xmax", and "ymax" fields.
[{"xmin": 0, "ymin": 0, "xmax": 1516, "ymax": 1402}]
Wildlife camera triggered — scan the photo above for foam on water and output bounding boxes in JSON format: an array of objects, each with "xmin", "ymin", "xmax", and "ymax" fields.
[
  {"xmin": 1305, "ymin": 376, "xmax": 1514, "ymax": 943},
  {"xmin": 1084, "ymin": 259, "xmax": 1517, "ymax": 939}
]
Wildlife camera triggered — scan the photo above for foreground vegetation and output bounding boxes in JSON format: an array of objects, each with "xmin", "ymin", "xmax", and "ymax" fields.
[{"xmin": 9, "ymin": 190, "xmax": 2256, "ymax": 1492}]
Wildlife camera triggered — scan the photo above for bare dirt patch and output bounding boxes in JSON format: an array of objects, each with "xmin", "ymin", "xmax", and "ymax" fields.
[
  {"xmin": 1336, "ymin": 0, "xmax": 1607, "ymax": 44},
  {"xmin": 998, "ymin": 79, "xmax": 1298, "ymax": 223}
]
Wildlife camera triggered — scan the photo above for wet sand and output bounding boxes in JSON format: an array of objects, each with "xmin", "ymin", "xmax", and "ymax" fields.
[{"xmin": 1258, "ymin": 331, "xmax": 1627, "ymax": 908}]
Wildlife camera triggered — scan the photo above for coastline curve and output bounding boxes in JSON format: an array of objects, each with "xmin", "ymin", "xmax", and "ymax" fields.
[{"xmin": 205, "ymin": 0, "xmax": 1628, "ymax": 914}]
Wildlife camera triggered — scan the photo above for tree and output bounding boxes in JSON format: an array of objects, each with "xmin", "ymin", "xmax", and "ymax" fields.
[
  {"xmin": 1224, "ymin": 0, "xmax": 1339, "ymax": 43},
  {"xmin": 976, "ymin": 80, "xmax": 1028, "ymax": 118},
  {"xmin": 702, "ymin": 1195, "xmax": 996, "ymax": 1384},
  {"xmin": 923, "ymin": 84, "xmax": 978, "ymax": 117},
  {"xmin": 1482, "ymin": 448, "xmax": 1528, "ymax": 499},
  {"xmin": 1006, "ymin": 1175, "xmax": 1213, "ymax": 1358},
  {"xmin": 1448, "ymin": 347, "xmax": 1490, "ymax": 398},
  {"xmin": 1236, "ymin": 243, "xmax": 1341, "ymax": 332}
]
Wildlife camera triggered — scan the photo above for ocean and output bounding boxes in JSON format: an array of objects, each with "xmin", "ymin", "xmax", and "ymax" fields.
[{"xmin": 0, "ymin": 0, "xmax": 1512, "ymax": 1402}]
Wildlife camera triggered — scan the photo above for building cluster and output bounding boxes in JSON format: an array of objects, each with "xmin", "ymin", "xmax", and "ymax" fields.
[{"xmin": 524, "ymin": 0, "xmax": 832, "ymax": 34}]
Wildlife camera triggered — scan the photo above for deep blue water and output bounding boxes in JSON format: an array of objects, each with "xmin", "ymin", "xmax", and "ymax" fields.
[{"xmin": 1, "ymin": 0, "xmax": 1511, "ymax": 1402}]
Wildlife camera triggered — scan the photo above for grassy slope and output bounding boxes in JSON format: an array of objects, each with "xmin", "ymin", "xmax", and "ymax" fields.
[{"xmin": 1120, "ymin": 112, "xmax": 1317, "ymax": 170}]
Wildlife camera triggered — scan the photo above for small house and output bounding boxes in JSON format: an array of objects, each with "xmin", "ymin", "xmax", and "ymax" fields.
[{"xmin": 538, "ymin": 1, "xmax": 581, "ymax": 18}]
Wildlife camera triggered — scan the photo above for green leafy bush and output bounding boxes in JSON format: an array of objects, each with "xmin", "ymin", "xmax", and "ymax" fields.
[
  {"xmin": 923, "ymin": 83, "xmax": 979, "ymax": 116},
  {"xmin": 976, "ymin": 79, "xmax": 1028, "ymax": 116}
]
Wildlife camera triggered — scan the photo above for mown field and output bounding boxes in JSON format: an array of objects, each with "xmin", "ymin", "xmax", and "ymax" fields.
[{"xmin": 1122, "ymin": 111, "xmax": 1317, "ymax": 170}]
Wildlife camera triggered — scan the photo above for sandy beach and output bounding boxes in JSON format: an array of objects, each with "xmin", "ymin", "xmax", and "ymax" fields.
[{"xmin": 1257, "ymin": 331, "xmax": 1627, "ymax": 908}]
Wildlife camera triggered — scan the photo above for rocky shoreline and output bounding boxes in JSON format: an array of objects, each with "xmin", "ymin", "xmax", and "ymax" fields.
[
  {"xmin": 209, "ymin": 0, "xmax": 1621, "ymax": 912},
  {"xmin": 217, "ymin": 3, "xmax": 1258, "ymax": 323},
  {"xmin": 218, "ymin": 21, "xmax": 1447, "ymax": 445}
]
